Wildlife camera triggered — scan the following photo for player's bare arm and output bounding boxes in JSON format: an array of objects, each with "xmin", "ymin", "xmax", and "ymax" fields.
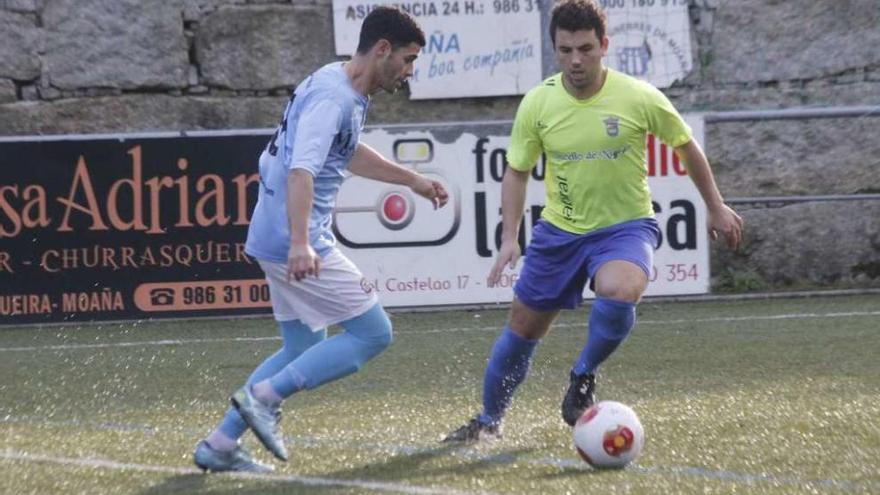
[
  {"xmin": 286, "ymin": 169, "xmax": 320, "ymax": 281},
  {"xmin": 674, "ymin": 139, "xmax": 744, "ymax": 250},
  {"xmin": 348, "ymin": 142, "xmax": 449, "ymax": 209},
  {"xmin": 487, "ymin": 167, "xmax": 531, "ymax": 287}
]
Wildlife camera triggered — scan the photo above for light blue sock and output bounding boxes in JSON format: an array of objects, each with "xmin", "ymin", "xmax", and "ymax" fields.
[
  {"xmin": 216, "ymin": 320, "xmax": 326, "ymax": 440},
  {"xmin": 478, "ymin": 326, "xmax": 539, "ymax": 426},
  {"xmin": 268, "ymin": 303, "xmax": 392, "ymax": 398},
  {"xmin": 572, "ymin": 297, "xmax": 636, "ymax": 376}
]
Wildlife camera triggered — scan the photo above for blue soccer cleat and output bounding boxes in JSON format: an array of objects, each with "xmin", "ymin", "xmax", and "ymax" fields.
[
  {"xmin": 230, "ymin": 386, "xmax": 289, "ymax": 461},
  {"xmin": 193, "ymin": 440, "xmax": 274, "ymax": 473}
]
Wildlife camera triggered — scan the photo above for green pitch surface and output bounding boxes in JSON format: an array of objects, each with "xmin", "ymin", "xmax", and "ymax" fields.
[{"xmin": 2, "ymin": 295, "xmax": 879, "ymax": 494}]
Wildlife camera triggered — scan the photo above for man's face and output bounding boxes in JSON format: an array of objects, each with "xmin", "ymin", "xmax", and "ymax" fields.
[
  {"xmin": 377, "ymin": 41, "xmax": 421, "ymax": 94},
  {"xmin": 554, "ymin": 28, "xmax": 608, "ymax": 91}
]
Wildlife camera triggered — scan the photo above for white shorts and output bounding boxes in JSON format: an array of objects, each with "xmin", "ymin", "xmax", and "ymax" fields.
[{"xmin": 258, "ymin": 249, "xmax": 378, "ymax": 331}]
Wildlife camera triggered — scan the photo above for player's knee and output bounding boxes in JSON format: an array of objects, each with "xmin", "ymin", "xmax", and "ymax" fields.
[
  {"xmin": 344, "ymin": 304, "xmax": 393, "ymax": 360},
  {"xmin": 594, "ymin": 262, "xmax": 648, "ymax": 302},
  {"xmin": 364, "ymin": 316, "xmax": 393, "ymax": 354},
  {"xmin": 360, "ymin": 323, "xmax": 392, "ymax": 356},
  {"xmin": 595, "ymin": 284, "xmax": 643, "ymax": 303},
  {"xmin": 508, "ymin": 300, "xmax": 554, "ymax": 340}
]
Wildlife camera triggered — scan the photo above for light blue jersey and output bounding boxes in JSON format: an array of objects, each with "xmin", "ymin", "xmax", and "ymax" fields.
[{"xmin": 246, "ymin": 62, "xmax": 369, "ymax": 262}]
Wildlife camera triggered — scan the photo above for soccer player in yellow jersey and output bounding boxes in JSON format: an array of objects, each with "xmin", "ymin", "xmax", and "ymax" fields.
[{"xmin": 445, "ymin": 0, "xmax": 743, "ymax": 441}]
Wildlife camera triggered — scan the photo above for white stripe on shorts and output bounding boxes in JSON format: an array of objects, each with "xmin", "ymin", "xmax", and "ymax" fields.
[{"xmin": 258, "ymin": 249, "xmax": 378, "ymax": 330}]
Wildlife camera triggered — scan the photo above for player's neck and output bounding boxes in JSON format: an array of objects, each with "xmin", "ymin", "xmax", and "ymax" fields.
[
  {"xmin": 562, "ymin": 66, "xmax": 608, "ymax": 100},
  {"xmin": 343, "ymin": 57, "xmax": 376, "ymax": 97}
]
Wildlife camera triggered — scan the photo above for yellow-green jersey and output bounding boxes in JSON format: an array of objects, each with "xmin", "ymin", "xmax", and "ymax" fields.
[{"xmin": 506, "ymin": 69, "xmax": 693, "ymax": 234}]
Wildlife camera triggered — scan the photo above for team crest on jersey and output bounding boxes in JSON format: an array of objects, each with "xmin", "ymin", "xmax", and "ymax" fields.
[{"xmin": 603, "ymin": 116, "xmax": 620, "ymax": 137}]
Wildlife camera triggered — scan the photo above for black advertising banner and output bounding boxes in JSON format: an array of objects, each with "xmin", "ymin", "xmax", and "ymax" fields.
[{"xmin": 0, "ymin": 132, "xmax": 274, "ymax": 325}]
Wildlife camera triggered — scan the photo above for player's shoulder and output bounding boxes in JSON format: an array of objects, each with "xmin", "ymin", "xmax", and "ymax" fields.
[
  {"xmin": 517, "ymin": 73, "xmax": 563, "ymax": 111},
  {"xmin": 528, "ymin": 73, "xmax": 562, "ymax": 99},
  {"xmin": 608, "ymin": 69, "xmax": 666, "ymax": 100},
  {"xmin": 298, "ymin": 63, "xmax": 350, "ymax": 100}
]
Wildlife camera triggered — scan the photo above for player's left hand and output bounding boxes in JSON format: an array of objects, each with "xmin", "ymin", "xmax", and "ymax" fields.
[
  {"xmin": 708, "ymin": 203, "xmax": 744, "ymax": 250},
  {"xmin": 410, "ymin": 176, "xmax": 449, "ymax": 209}
]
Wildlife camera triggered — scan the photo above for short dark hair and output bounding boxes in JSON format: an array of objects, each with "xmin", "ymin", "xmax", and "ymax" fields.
[
  {"xmin": 356, "ymin": 6, "xmax": 426, "ymax": 54},
  {"xmin": 550, "ymin": 0, "xmax": 607, "ymax": 46}
]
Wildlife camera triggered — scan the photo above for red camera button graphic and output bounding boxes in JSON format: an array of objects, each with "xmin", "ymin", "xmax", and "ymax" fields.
[{"xmin": 378, "ymin": 191, "xmax": 415, "ymax": 230}]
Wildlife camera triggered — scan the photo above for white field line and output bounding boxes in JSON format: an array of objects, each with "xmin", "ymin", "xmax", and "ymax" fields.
[
  {"xmin": 0, "ymin": 336, "xmax": 279, "ymax": 352},
  {"xmin": 0, "ymin": 451, "xmax": 500, "ymax": 495},
  {"xmin": 410, "ymin": 310, "xmax": 880, "ymax": 334},
  {"xmin": 0, "ymin": 311, "xmax": 880, "ymax": 352},
  {"xmin": 0, "ymin": 310, "xmax": 878, "ymax": 352}
]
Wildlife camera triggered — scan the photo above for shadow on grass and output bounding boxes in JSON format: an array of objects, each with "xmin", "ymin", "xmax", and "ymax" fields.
[
  {"xmin": 537, "ymin": 464, "xmax": 609, "ymax": 480},
  {"xmin": 320, "ymin": 442, "xmax": 537, "ymax": 481},
  {"xmin": 140, "ymin": 473, "xmax": 208, "ymax": 494},
  {"xmin": 139, "ymin": 470, "xmax": 350, "ymax": 495},
  {"xmin": 139, "ymin": 443, "xmax": 538, "ymax": 494}
]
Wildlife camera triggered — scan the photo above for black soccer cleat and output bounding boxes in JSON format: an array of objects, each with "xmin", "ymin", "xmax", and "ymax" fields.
[
  {"xmin": 442, "ymin": 417, "xmax": 501, "ymax": 443},
  {"xmin": 561, "ymin": 371, "xmax": 596, "ymax": 427}
]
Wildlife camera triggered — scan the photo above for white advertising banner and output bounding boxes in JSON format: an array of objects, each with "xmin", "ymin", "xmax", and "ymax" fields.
[
  {"xmin": 336, "ymin": 116, "xmax": 708, "ymax": 307},
  {"xmin": 601, "ymin": 0, "xmax": 693, "ymax": 88},
  {"xmin": 331, "ymin": 1, "xmax": 542, "ymax": 99}
]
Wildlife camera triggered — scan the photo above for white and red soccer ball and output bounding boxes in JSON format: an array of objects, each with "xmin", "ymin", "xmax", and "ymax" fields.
[{"xmin": 573, "ymin": 401, "xmax": 645, "ymax": 469}]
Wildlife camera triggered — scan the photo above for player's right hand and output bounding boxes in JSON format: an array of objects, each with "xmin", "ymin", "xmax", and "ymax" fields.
[
  {"xmin": 287, "ymin": 243, "xmax": 320, "ymax": 282},
  {"xmin": 487, "ymin": 239, "xmax": 521, "ymax": 287},
  {"xmin": 410, "ymin": 175, "xmax": 450, "ymax": 209}
]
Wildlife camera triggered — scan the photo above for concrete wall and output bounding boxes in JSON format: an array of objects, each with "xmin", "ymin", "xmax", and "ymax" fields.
[{"xmin": 1, "ymin": 0, "xmax": 878, "ymax": 291}]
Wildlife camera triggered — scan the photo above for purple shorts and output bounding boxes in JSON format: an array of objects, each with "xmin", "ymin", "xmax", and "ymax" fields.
[{"xmin": 513, "ymin": 218, "xmax": 660, "ymax": 311}]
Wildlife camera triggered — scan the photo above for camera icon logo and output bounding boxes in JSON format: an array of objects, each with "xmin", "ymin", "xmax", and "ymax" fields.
[{"xmin": 333, "ymin": 138, "xmax": 460, "ymax": 248}]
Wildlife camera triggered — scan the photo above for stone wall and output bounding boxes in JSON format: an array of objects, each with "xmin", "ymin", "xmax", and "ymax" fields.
[{"xmin": 1, "ymin": 0, "xmax": 878, "ymax": 291}]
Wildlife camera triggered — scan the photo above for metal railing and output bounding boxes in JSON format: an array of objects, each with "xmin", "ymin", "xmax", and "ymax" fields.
[
  {"xmin": 703, "ymin": 105, "xmax": 880, "ymax": 123},
  {"xmin": 727, "ymin": 194, "xmax": 880, "ymax": 205},
  {"xmin": 705, "ymin": 105, "xmax": 880, "ymax": 206}
]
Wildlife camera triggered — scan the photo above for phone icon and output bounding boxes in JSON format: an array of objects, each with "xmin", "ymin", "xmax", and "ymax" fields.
[{"xmin": 149, "ymin": 288, "xmax": 175, "ymax": 306}]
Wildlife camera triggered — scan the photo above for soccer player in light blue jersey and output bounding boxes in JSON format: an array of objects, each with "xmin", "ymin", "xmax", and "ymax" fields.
[
  {"xmin": 445, "ymin": 0, "xmax": 743, "ymax": 442},
  {"xmin": 194, "ymin": 6, "xmax": 448, "ymax": 472}
]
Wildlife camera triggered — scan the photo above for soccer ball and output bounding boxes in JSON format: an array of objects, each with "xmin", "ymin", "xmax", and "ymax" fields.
[{"xmin": 572, "ymin": 400, "xmax": 645, "ymax": 469}]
